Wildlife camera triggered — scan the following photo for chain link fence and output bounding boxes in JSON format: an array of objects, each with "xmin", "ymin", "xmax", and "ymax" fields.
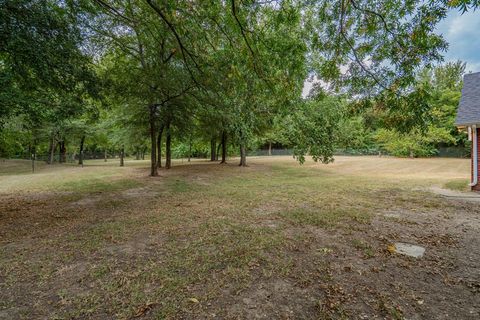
[
  {"xmin": 6, "ymin": 151, "xmax": 122, "ymax": 163},
  {"xmin": 248, "ymin": 146, "xmax": 469, "ymax": 158},
  {"xmin": 248, "ymin": 148, "xmax": 383, "ymax": 157},
  {"xmin": 436, "ymin": 146, "xmax": 470, "ymax": 158},
  {"xmin": 2, "ymin": 146, "xmax": 470, "ymax": 169}
]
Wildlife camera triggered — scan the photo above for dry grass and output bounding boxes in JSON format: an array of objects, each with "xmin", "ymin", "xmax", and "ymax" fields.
[{"xmin": 0, "ymin": 156, "xmax": 479, "ymax": 319}]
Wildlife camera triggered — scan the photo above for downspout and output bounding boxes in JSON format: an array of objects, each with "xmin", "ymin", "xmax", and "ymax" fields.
[{"xmin": 470, "ymin": 125, "xmax": 478, "ymax": 187}]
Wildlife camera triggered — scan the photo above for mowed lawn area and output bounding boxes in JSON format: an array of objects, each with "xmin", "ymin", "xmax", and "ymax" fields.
[{"xmin": 1, "ymin": 156, "xmax": 479, "ymax": 319}]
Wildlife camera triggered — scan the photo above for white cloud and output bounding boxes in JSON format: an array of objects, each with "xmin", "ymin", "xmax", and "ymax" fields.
[
  {"xmin": 301, "ymin": 76, "xmax": 326, "ymax": 98},
  {"xmin": 436, "ymin": 10, "xmax": 480, "ymax": 72}
]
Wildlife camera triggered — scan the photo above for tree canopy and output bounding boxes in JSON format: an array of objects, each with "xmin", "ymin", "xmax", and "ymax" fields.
[{"xmin": 1, "ymin": 0, "xmax": 478, "ymax": 170}]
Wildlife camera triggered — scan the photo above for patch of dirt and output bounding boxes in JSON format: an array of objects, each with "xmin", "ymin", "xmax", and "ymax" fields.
[
  {"xmin": 103, "ymin": 232, "xmax": 166, "ymax": 257},
  {"xmin": 121, "ymin": 186, "xmax": 158, "ymax": 198},
  {"xmin": 252, "ymin": 202, "xmax": 284, "ymax": 215},
  {"xmin": 219, "ymin": 279, "xmax": 315, "ymax": 319},
  {"xmin": 197, "ymin": 198, "xmax": 480, "ymax": 319},
  {"xmin": 69, "ymin": 196, "xmax": 101, "ymax": 207}
]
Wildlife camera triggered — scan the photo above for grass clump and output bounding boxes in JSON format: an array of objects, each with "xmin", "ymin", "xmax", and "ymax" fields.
[
  {"xmin": 61, "ymin": 178, "xmax": 141, "ymax": 193},
  {"xmin": 444, "ymin": 179, "xmax": 469, "ymax": 192},
  {"xmin": 277, "ymin": 207, "xmax": 372, "ymax": 229}
]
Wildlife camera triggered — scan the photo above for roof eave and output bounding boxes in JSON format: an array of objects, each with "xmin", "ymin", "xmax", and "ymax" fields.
[{"xmin": 455, "ymin": 121, "xmax": 480, "ymax": 127}]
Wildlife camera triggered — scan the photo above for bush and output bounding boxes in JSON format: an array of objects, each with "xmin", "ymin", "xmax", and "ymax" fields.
[{"xmin": 375, "ymin": 126, "xmax": 455, "ymax": 157}]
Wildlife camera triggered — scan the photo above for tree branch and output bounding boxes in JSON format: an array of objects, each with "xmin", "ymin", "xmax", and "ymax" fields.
[
  {"xmin": 231, "ymin": 0, "xmax": 256, "ymax": 59},
  {"xmin": 145, "ymin": 0, "xmax": 203, "ymax": 87},
  {"xmin": 349, "ymin": 0, "xmax": 404, "ymax": 50},
  {"xmin": 338, "ymin": 0, "xmax": 392, "ymax": 93},
  {"xmin": 93, "ymin": 0, "xmax": 137, "ymax": 25}
]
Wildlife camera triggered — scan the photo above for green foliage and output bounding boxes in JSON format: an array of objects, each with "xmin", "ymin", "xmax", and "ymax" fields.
[
  {"xmin": 0, "ymin": 117, "xmax": 31, "ymax": 157},
  {"xmin": 171, "ymin": 141, "xmax": 208, "ymax": 159},
  {"xmin": 282, "ymin": 97, "xmax": 342, "ymax": 164},
  {"xmin": 336, "ymin": 116, "xmax": 376, "ymax": 151},
  {"xmin": 0, "ymin": 0, "xmax": 97, "ymax": 120},
  {"xmin": 375, "ymin": 126, "xmax": 455, "ymax": 157},
  {"xmin": 2, "ymin": 1, "xmax": 478, "ymax": 165},
  {"xmin": 368, "ymin": 62, "xmax": 466, "ymax": 157}
]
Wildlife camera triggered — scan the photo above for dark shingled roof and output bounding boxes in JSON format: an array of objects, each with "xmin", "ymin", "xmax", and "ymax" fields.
[{"xmin": 455, "ymin": 72, "xmax": 480, "ymax": 126}]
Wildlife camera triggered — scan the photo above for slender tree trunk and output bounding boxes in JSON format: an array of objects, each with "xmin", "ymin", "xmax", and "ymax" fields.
[
  {"xmin": 268, "ymin": 141, "xmax": 272, "ymax": 156},
  {"xmin": 149, "ymin": 105, "xmax": 158, "ymax": 176},
  {"xmin": 104, "ymin": 149, "xmax": 107, "ymax": 162},
  {"xmin": 142, "ymin": 147, "xmax": 146, "ymax": 160},
  {"xmin": 157, "ymin": 125, "xmax": 163, "ymax": 168},
  {"xmin": 135, "ymin": 147, "xmax": 140, "ymax": 160},
  {"xmin": 58, "ymin": 142, "xmax": 61, "ymax": 163},
  {"xmin": 31, "ymin": 143, "xmax": 36, "ymax": 173},
  {"xmin": 210, "ymin": 138, "xmax": 216, "ymax": 161},
  {"xmin": 216, "ymin": 143, "xmax": 221, "ymax": 161},
  {"xmin": 59, "ymin": 140, "xmax": 66, "ymax": 163},
  {"xmin": 188, "ymin": 138, "xmax": 192, "ymax": 162},
  {"xmin": 220, "ymin": 131, "xmax": 227, "ymax": 164},
  {"xmin": 78, "ymin": 135, "xmax": 85, "ymax": 166},
  {"xmin": 239, "ymin": 144, "xmax": 247, "ymax": 167},
  {"xmin": 48, "ymin": 133, "xmax": 56, "ymax": 164},
  {"xmin": 120, "ymin": 146, "xmax": 125, "ymax": 167},
  {"xmin": 166, "ymin": 121, "xmax": 172, "ymax": 169}
]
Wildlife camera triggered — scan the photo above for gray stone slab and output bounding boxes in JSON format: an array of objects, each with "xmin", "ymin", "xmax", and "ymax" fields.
[{"xmin": 394, "ymin": 242, "xmax": 425, "ymax": 258}]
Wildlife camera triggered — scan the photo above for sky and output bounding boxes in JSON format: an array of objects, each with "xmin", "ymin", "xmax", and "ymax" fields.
[
  {"xmin": 436, "ymin": 9, "xmax": 480, "ymax": 72},
  {"xmin": 302, "ymin": 9, "xmax": 480, "ymax": 97}
]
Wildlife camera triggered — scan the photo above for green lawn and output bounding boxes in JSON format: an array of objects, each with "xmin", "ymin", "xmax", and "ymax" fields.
[{"xmin": 0, "ymin": 156, "xmax": 479, "ymax": 319}]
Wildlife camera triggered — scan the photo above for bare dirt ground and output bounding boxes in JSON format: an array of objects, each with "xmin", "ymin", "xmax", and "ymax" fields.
[{"xmin": 0, "ymin": 156, "xmax": 479, "ymax": 319}]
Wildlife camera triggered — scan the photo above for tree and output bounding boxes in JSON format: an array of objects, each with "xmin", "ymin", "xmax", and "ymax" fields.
[
  {"xmin": 371, "ymin": 61, "xmax": 467, "ymax": 157},
  {"xmin": 1, "ymin": 0, "xmax": 98, "ymax": 161},
  {"xmin": 282, "ymin": 96, "xmax": 343, "ymax": 164}
]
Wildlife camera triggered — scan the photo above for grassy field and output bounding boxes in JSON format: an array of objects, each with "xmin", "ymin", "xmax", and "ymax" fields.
[{"xmin": 0, "ymin": 156, "xmax": 479, "ymax": 319}]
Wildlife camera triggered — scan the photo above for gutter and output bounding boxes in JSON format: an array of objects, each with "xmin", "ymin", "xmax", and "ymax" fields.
[{"xmin": 470, "ymin": 125, "xmax": 478, "ymax": 187}]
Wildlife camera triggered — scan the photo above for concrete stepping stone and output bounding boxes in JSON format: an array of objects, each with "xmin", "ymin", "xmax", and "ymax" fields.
[{"xmin": 393, "ymin": 242, "xmax": 425, "ymax": 258}]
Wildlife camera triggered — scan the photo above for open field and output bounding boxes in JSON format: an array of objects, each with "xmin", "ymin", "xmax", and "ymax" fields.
[{"xmin": 1, "ymin": 156, "xmax": 479, "ymax": 319}]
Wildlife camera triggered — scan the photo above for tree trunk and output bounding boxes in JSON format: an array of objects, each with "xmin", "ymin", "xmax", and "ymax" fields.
[
  {"xmin": 78, "ymin": 135, "xmax": 85, "ymax": 166},
  {"xmin": 210, "ymin": 138, "xmax": 216, "ymax": 161},
  {"xmin": 48, "ymin": 133, "xmax": 56, "ymax": 164},
  {"xmin": 157, "ymin": 125, "xmax": 163, "ymax": 168},
  {"xmin": 166, "ymin": 122, "xmax": 172, "ymax": 169},
  {"xmin": 188, "ymin": 138, "xmax": 192, "ymax": 162},
  {"xmin": 31, "ymin": 143, "xmax": 36, "ymax": 173},
  {"xmin": 149, "ymin": 105, "xmax": 158, "ymax": 176},
  {"xmin": 104, "ymin": 149, "xmax": 107, "ymax": 162},
  {"xmin": 268, "ymin": 141, "xmax": 272, "ymax": 156},
  {"xmin": 135, "ymin": 147, "xmax": 140, "ymax": 160},
  {"xmin": 59, "ymin": 140, "xmax": 66, "ymax": 163},
  {"xmin": 216, "ymin": 142, "xmax": 221, "ymax": 161},
  {"xmin": 142, "ymin": 147, "xmax": 146, "ymax": 160},
  {"xmin": 220, "ymin": 131, "xmax": 227, "ymax": 164},
  {"xmin": 120, "ymin": 146, "xmax": 125, "ymax": 167},
  {"xmin": 239, "ymin": 143, "xmax": 247, "ymax": 167}
]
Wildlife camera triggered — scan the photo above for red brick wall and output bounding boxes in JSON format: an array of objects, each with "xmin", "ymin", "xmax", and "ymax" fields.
[{"xmin": 472, "ymin": 128, "xmax": 480, "ymax": 191}]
